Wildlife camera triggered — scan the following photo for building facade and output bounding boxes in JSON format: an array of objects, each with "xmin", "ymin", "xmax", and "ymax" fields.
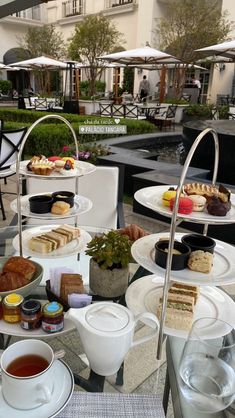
[{"xmin": 0, "ymin": 0, "xmax": 235, "ymax": 103}]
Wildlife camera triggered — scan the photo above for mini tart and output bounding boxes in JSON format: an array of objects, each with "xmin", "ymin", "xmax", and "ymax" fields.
[{"xmin": 31, "ymin": 158, "xmax": 54, "ymax": 176}]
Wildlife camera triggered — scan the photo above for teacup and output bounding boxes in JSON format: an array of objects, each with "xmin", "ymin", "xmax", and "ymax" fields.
[{"xmin": 0, "ymin": 339, "xmax": 55, "ymax": 410}]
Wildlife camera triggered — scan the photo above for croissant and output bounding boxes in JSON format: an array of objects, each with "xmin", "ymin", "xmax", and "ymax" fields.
[
  {"xmin": 118, "ymin": 224, "xmax": 149, "ymax": 242},
  {"xmin": 0, "ymin": 272, "xmax": 28, "ymax": 292}
]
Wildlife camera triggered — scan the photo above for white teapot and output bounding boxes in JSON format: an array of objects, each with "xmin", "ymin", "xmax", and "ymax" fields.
[{"xmin": 65, "ymin": 302, "xmax": 159, "ymax": 376}]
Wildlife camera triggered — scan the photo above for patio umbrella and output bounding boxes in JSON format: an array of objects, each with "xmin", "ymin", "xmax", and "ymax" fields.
[
  {"xmin": 99, "ymin": 46, "xmax": 181, "ymax": 102},
  {"xmin": 195, "ymin": 39, "xmax": 235, "ymax": 61},
  {"xmin": 98, "ymin": 45, "xmax": 180, "ymax": 65},
  {"xmin": 9, "ymin": 55, "xmax": 67, "ymax": 69}
]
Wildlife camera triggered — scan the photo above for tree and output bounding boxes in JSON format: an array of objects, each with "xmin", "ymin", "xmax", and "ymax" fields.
[
  {"xmin": 68, "ymin": 14, "xmax": 124, "ymax": 96},
  {"xmin": 20, "ymin": 25, "xmax": 66, "ymax": 93},
  {"xmin": 154, "ymin": 0, "xmax": 233, "ymax": 97}
]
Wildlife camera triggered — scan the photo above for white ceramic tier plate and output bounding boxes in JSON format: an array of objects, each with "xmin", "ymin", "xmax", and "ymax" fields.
[
  {"xmin": 0, "ymin": 360, "xmax": 74, "ymax": 418},
  {"xmin": 134, "ymin": 185, "xmax": 235, "ymax": 224},
  {"xmin": 0, "ymin": 314, "xmax": 76, "ymax": 338},
  {"xmin": 131, "ymin": 232, "xmax": 235, "ymax": 286},
  {"xmin": 125, "ymin": 275, "xmax": 235, "ymax": 339},
  {"xmin": 10, "ymin": 193, "xmax": 93, "ymax": 220},
  {"xmin": 12, "ymin": 225, "xmax": 92, "ymax": 259},
  {"xmin": 10, "ymin": 160, "xmax": 96, "ymax": 179}
]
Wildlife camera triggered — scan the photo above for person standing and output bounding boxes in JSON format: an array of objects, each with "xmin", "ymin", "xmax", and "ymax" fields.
[
  {"xmin": 139, "ymin": 75, "xmax": 150, "ymax": 101},
  {"xmin": 192, "ymin": 76, "xmax": 201, "ymax": 103}
]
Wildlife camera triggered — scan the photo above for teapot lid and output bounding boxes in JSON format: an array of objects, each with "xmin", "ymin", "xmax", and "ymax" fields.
[{"xmin": 85, "ymin": 303, "xmax": 130, "ymax": 332}]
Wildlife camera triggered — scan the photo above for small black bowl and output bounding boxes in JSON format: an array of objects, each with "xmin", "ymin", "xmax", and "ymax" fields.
[
  {"xmin": 29, "ymin": 195, "xmax": 53, "ymax": 214},
  {"xmin": 52, "ymin": 191, "xmax": 75, "ymax": 208},
  {"xmin": 181, "ymin": 233, "xmax": 216, "ymax": 254},
  {"xmin": 155, "ymin": 240, "xmax": 191, "ymax": 270}
]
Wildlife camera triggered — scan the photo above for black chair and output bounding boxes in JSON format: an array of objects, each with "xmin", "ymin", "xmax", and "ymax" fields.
[
  {"xmin": 180, "ymin": 93, "xmax": 191, "ymax": 103},
  {"xmin": 0, "ymin": 127, "xmax": 27, "ymax": 220},
  {"xmin": 154, "ymin": 105, "xmax": 178, "ymax": 130}
]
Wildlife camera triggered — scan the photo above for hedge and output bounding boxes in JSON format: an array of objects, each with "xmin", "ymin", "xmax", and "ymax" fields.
[{"xmin": 1, "ymin": 109, "xmax": 156, "ymax": 156}]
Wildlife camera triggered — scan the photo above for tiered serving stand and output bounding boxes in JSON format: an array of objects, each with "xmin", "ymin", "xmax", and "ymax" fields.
[{"xmin": 131, "ymin": 127, "xmax": 235, "ymax": 359}]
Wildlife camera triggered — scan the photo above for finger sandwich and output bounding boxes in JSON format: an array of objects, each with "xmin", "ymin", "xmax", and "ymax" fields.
[{"xmin": 157, "ymin": 283, "xmax": 199, "ymax": 331}]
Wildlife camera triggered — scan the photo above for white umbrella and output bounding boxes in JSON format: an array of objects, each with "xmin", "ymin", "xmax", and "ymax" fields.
[
  {"xmin": 195, "ymin": 39, "xmax": 235, "ymax": 61},
  {"xmin": 9, "ymin": 55, "xmax": 67, "ymax": 69},
  {"xmin": 98, "ymin": 46, "xmax": 180, "ymax": 65}
]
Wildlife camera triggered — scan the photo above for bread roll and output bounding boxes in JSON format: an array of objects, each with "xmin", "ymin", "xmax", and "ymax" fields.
[
  {"xmin": 0, "ymin": 271, "xmax": 29, "ymax": 291},
  {"xmin": 51, "ymin": 201, "xmax": 70, "ymax": 215},
  {"xmin": 3, "ymin": 256, "xmax": 36, "ymax": 281}
]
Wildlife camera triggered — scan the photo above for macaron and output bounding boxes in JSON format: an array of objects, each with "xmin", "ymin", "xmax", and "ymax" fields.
[
  {"xmin": 170, "ymin": 197, "xmax": 193, "ymax": 215},
  {"xmin": 162, "ymin": 188, "xmax": 177, "ymax": 207},
  {"xmin": 48, "ymin": 156, "xmax": 62, "ymax": 162},
  {"xmin": 188, "ymin": 195, "xmax": 207, "ymax": 212}
]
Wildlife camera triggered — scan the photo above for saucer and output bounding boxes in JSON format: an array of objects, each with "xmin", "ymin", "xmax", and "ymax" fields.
[{"xmin": 0, "ymin": 360, "xmax": 74, "ymax": 418}]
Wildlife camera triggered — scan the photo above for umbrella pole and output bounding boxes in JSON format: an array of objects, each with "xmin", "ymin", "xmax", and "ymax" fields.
[{"xmin": 159, "ymin": 66, "xmax": 166, "ymax": 103}]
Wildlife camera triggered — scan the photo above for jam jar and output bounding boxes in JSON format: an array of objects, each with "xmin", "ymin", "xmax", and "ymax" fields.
[
  {"xmin": 42, "ymin": 301, "xmax": 64, "ymax": 333},
  {"xmin": 20, "ymin": 300, "xmax": 42, "ymax": 330},
  {"xmin": 3, "ymin": 294, "xmax": 24, "ymax": 323}
]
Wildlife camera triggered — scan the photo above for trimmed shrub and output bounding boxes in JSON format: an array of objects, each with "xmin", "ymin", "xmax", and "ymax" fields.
[
  {"xmin": 2, "ymin": 109, "xmax": 156, "ymax": 156},
  {"xmin": 0, "ymin": 80, "xmax": 12, "ymax": 95}
]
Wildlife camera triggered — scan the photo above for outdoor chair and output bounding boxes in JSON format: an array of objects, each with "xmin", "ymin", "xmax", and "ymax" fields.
[
  {"xmin": 99, "ymin": 102, "xmax": 112, "ymax": 117},
  {"xmin": 0, "ymin": 127, "xmax": 27, "ymax": 220},
  {"xmin": 154, "ymin": 105, "xmax": 178, "ymax": 131},
  {"xmin": 34, "ymin": 98, "xmax": 48, "ymax": 111},
  {"xmin": 180, "ymin": 93, "xmax": 191, "ymax": 103},
  {"xmin": 23, "ymin": 97, "xmax": 35, "ymax": 110},
  {"xmin": 125, "ymin": 104, "xmax": 146, "ymax": 120},
  {"xmin": 112, "ymin": 104, "xmax": 125, "ymax": 118}
]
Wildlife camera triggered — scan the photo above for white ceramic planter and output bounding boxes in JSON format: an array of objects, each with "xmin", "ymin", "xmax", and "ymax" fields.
[
  {"xmin": 79, "ymin": 100, "xmax": 100, "ymax": 115},
  {"xmin": 89, "ymin": 259, "xmax": 129, "ymax": 297}
]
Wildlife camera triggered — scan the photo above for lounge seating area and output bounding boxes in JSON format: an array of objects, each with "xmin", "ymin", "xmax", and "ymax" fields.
[
  {"xmin": 99, "ymin": 102, "xmax": 147, "ymax": 119},
  {"xmin": 20, "ymin": 96, "xmax": 63, "ymax": 112}
]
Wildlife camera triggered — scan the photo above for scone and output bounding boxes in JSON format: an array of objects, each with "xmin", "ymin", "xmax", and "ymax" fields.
[
  {"xmin": 51, "ymin": 201, "xmax": 70, "ymax": 215},
  {"xmin": 188, "ymin": 250, "xmax": 213, "ymax": 273}
]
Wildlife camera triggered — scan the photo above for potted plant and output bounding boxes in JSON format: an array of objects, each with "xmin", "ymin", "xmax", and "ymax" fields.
[{"xmin": 85, "ymin": 230, "xmax": 132, "ymax": 297}]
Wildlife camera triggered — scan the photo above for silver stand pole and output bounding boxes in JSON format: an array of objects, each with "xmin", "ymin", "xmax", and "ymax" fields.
[
  {"xmin": 157, "ymin": 127, "xmax": 219, "ymax": 360},
  {"xmin": 16, "ymin": 114, "xmax": 79, "ymax": 256}
]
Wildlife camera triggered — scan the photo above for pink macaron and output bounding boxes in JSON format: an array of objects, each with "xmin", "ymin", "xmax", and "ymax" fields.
[{"xmin": 170, "ymin": 197, "xmax": 193, "ymax": 215}]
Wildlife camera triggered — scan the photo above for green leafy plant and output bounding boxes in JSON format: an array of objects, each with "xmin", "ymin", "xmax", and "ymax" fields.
[
  {"xmin": 0, "ymin": 80, "xmax": 12, "ymax": 95},
  {"xmin": 85, "ymin": 230, "xmax": 132, "ymax": 270},
  {"xmin": 183, "ymin": 104, "xmax": 214, "ymax": 118}
]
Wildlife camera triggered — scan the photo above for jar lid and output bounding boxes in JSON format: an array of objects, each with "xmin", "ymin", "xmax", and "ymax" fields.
[
  {"xmin": 85, "ymin": 303, "xmax": 130, "ymax": 332},
  {"xmin": 4, "ymin": 293, "xmax": 24, "ymax": 307},
  {"xmin": 43, "ymin": 302, "xmax": 63, "ymax": 317},
  {"xmin": 21, "ymin": 300, "xmax": 41, "ymax": 315}
]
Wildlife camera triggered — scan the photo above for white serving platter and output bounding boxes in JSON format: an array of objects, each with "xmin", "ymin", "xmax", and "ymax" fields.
[
  {"xmin": 131, "ymin": 232, "xmax": 235, "ymax": 286},
  {"xmin": 12, "ymin": 225, "xmax": 92, "ymax": 259},
  {"xmin": 10, "ymin": 193, "xmax": 92, "ymax": 219},
  {"xmin": 134, "ymin": 185, "xmax": 235, "ymax": 224},
  {"xmin": 125, "ymin": 275, "xmax": 235, "ymax": 339}
]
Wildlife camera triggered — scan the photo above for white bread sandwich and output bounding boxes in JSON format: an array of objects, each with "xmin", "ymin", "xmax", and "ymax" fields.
[{"xmin": 157, "ymin": 283, "xmax": 200, "ymax": 331}]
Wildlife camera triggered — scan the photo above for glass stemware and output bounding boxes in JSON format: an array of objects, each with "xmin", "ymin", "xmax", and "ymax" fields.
[{"xmin": 179, "ymin": 317, "xmax": 235, "ymax": 413}]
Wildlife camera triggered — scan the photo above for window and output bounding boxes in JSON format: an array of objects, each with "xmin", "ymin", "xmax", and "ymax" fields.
[{"xmin": 62, "ymin": 0, "xmax": 83, "ymax": 17}]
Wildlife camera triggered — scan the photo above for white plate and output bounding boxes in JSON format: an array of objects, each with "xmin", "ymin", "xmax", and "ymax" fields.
[
  {"xmin": 10, "ymin": 160, "xmax": 96, "ymax": 179},
  {"xmin": 125, "ymin": 275, "xmax": 235, "ymax": 339},
  {"xmin": 12, "ymin": 225, "xmax": 92, "ymax": 259},
  {"xmin": 0, "ymin": 359, "xmax": 74, "ymax": 418},
  {"xmin": 134, "ymin": 185, "xmax": 235, "ymax": 224},
  {"xmin": 131, "ymin": 232, "xmax": 235, "ymax": 286},
  {"xmin": 10, "ymin": 193, "xmax": 93, "ymax": 220},
  {"xmin": 0, "ymin": 315, "xmax": 76, "ymax": 338}
]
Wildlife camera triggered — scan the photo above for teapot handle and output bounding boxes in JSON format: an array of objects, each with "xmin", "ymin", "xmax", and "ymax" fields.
[{"xmin": 131, "ymin": 312, "xmax": 159, "ymax": 348}]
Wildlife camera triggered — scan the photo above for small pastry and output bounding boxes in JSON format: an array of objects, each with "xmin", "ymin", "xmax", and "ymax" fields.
[
  {"xmin": 188, "ymin": 195, "xmax": 207, "ymax": 212},
  {"xmin": 162, "ymin": 188, "xmax": 184, "ymax": 207},
  {"xmin": 170, "ymin": 197, "xmax": 193, "ymax": 215},
  {"xmin": 51, "ymin": 201, "xmax": 70, "ymax": 215},
  {"xmin": 188, "ymin": 250, "xmax": 213, "ymax": 273},
  {"xmin": 31, "ymin": 158, "xmax": 54, "ymax": 176},
  {"xmin": 48, "ymin": 156, "xmax": 62, "ymax": 162},
  {"xmin": 62, "ymin": 157, "xmax": 75, "ymax": 168},
  {"xmin": 207, "ymin": 196, "xmax": 231, "ymax": 216},
  {"xmin": 54, "ymin": 160, "xmax": 65, "ymax": 172},
  {"xmin": 184, "ymin": 183, "xmax": 219, "ymax": 200}
]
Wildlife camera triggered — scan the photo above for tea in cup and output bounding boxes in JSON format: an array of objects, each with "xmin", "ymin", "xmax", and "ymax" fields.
[{"xmin": 0, "ymin": 339, "xmax": 55, "ymax": 410}]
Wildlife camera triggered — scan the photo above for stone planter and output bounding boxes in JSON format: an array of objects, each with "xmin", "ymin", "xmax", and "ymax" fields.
[
  {"xmin": 78, "ymin": 100, "xmax": 100, "ymax": 115},
  {"xmin": 89, "ymin": 259, "xmax": 129, "ymax": 297}
]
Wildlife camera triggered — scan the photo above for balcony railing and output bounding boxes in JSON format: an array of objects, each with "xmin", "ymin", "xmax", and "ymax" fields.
[
  {"xmin": 105, "ymin": 0, "xmax": 135, "ymax": 8},
  {"xmin": 12, "ymin": 5, "xmax": 41, "ymax": 20},
  {"xmin": 62, "ymin": 0, "xmax": 84, "ymax": 17}
]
